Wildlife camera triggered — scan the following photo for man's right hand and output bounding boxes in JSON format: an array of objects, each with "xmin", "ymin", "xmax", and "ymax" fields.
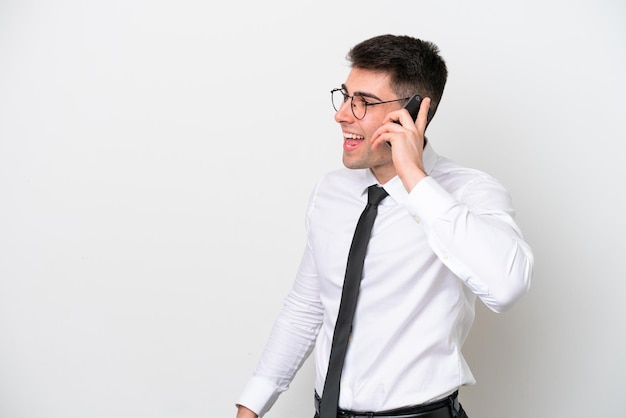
[{"xmin": 236, "ymin": 404, "xmax": 258, "ymax": 418}]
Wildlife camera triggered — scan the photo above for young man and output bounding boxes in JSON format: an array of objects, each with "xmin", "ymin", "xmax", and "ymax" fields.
[{"xmin": 235, "ymin": 34, "xmax": 533, "ymax": 418}]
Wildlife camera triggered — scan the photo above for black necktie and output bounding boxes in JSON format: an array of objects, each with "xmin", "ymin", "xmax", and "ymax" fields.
[{"xmin": 319, "ymin": 184, "xmax": 389, "ymax": 418}]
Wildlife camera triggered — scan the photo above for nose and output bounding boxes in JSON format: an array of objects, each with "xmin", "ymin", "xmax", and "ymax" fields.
[{"xmin": 334, "ymin": 99, "xmax": 354, "ymax": 123}]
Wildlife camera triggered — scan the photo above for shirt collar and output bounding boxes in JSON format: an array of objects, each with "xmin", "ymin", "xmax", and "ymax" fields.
[{"xmin": 361, "ymin": 142, "xmax": 439, "ymax": 205}]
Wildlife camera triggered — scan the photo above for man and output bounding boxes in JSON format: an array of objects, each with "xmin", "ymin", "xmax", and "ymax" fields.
[{"xmin": 235, "ymin": 34, "xmax": 533, "ymax": 418}]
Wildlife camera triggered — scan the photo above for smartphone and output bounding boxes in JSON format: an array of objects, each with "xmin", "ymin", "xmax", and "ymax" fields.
[
  {"xmin": 398, "ymin": 93, "xmax": 423, "ymax": 124},
  {"xmin": 395, "ymin": 93, "xmax": 435, "ymax": 124},
  {"xmin": 388, "ymin": 94, "xmax": 426, "ymax": 147}
]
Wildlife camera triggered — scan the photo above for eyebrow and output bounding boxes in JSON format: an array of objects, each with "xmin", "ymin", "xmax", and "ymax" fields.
[{"xmin": 341, "ymin": 83, "xmax": 382, "ymax": 101}]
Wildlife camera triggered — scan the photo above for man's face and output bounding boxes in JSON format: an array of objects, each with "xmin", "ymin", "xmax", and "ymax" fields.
[{"xmin": 334, "ymin": 68, "xmax": 403, "ymax": 183}]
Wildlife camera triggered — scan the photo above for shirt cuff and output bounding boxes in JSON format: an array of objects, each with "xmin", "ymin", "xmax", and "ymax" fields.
[
  {"xmin": 236, "ymin": 376, "xmax": 281, "ymax": 417},
  {"xmin": 405, "ymin": 176, "xmax": 456, "ymax": 222}
]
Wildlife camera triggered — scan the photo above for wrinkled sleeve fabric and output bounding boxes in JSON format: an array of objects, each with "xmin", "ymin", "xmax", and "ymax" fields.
[
  {"xmin": 405, "ymin": 175, "xmax": 533, "ymax": 312},
  {"xmin": 236, "ymin": 188, "xmax": 324, "ymax": 416}
]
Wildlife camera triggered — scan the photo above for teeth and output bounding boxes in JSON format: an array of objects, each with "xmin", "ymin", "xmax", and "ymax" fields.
[{"xmin": 344, "ymin": 133, "xmax": 364, "ymax": 140}]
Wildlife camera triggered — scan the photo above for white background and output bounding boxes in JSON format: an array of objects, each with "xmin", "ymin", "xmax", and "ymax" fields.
[{"xmin": 1, "ymin": 1, "xmax": 625, "ymax": 417}]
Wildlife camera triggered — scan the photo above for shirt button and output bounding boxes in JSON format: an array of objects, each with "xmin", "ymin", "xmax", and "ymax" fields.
[{"xmin": 414, "ymin": 217, "xmax": 421, "ymax": 223}]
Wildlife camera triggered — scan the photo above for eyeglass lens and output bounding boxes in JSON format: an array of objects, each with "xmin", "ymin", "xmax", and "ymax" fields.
[{"xmin": 331, "ymin": 89, "xmax": 368, "ymax": 119}]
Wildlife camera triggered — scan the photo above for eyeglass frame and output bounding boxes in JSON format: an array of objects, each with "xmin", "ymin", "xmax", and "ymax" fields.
[{"xmin": 330, "ymin": 87, "xmax": 411, "ymax": 120}]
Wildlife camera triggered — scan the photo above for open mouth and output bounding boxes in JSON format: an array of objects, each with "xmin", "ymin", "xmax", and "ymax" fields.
[{"xmin": 343, "ymin": 132, "xmax": 364, "ymax": 151}]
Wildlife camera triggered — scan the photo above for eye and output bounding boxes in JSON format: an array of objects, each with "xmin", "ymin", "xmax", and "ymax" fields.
[{"xmin": 353, "ymin": 95, "xmax": 369, "ymax": 107}]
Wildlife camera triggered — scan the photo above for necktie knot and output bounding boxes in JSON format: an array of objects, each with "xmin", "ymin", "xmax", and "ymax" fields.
[{"xmin": 367, "ymin": 185, "xmax": 388, "ymax": 207}]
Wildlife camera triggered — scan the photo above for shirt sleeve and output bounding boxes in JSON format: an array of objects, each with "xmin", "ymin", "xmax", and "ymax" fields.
[
  {"xmin": 405, "ymin": 175, "xmax": 533, "ymax": 312},
  {"xmin": 236, "ymin": 192, "xmax": 324, "ymax": 416}
]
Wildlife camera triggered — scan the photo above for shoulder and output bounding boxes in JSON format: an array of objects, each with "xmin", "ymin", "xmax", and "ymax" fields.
[
  {"xmin": 431, "ymin": 155, "xmax": 503, "ymax": 190},
  {"xmin": 430, "ymin": 155, "xmax": 514, "ymax": 211},
  {"xmin": 305, "ymin": 168, "xmax": 369, "ymax": 213}
]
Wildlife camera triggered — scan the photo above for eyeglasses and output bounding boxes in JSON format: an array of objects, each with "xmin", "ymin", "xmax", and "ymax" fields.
[{"xmin": 331, "ymin": 88, "xmax": 410, "ymax": 120}]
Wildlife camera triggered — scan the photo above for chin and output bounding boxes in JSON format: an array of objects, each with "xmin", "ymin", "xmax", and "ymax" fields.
[{"xmin": 342, "ymin": 158, "xmax": 362, "ymax": 170}]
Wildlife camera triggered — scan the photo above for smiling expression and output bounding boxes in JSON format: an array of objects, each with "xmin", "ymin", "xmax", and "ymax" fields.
[{"xmin": 334, "ymin": 68, "xmax": 405, "ymax": 184}]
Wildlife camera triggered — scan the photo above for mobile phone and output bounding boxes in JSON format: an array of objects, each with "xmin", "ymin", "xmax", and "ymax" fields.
[
  {"xmin": 388, "ymin": 94, "xmax": 424, "ymax": 147},
  {"xmin": 398, "ymin": 93, "xmax": 423, "ymax": 124},
  {"xmin": 395, "ymin": 93, "xmax": 435, "ymax": 124}
]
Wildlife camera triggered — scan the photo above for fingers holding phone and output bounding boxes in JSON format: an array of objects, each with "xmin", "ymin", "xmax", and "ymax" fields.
[{"xmin": 381, "ymin": 95, "xmax": 433, "ymax": 192}]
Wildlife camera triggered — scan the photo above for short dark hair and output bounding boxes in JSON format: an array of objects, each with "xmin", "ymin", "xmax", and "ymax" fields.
[{"xmin": 347, "ymin": 34, "xmax": 448, "ymax": 119}]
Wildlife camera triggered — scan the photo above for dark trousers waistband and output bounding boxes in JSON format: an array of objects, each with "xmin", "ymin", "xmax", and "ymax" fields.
[{"xmin": 314, "ymin": 391, "xmax": 461, "ymax": 418}]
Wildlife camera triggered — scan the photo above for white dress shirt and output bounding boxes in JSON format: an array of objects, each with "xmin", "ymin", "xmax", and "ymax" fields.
[{"xmin": 237, "ymin": 143, "xmax": 533, "ymax": 416}]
